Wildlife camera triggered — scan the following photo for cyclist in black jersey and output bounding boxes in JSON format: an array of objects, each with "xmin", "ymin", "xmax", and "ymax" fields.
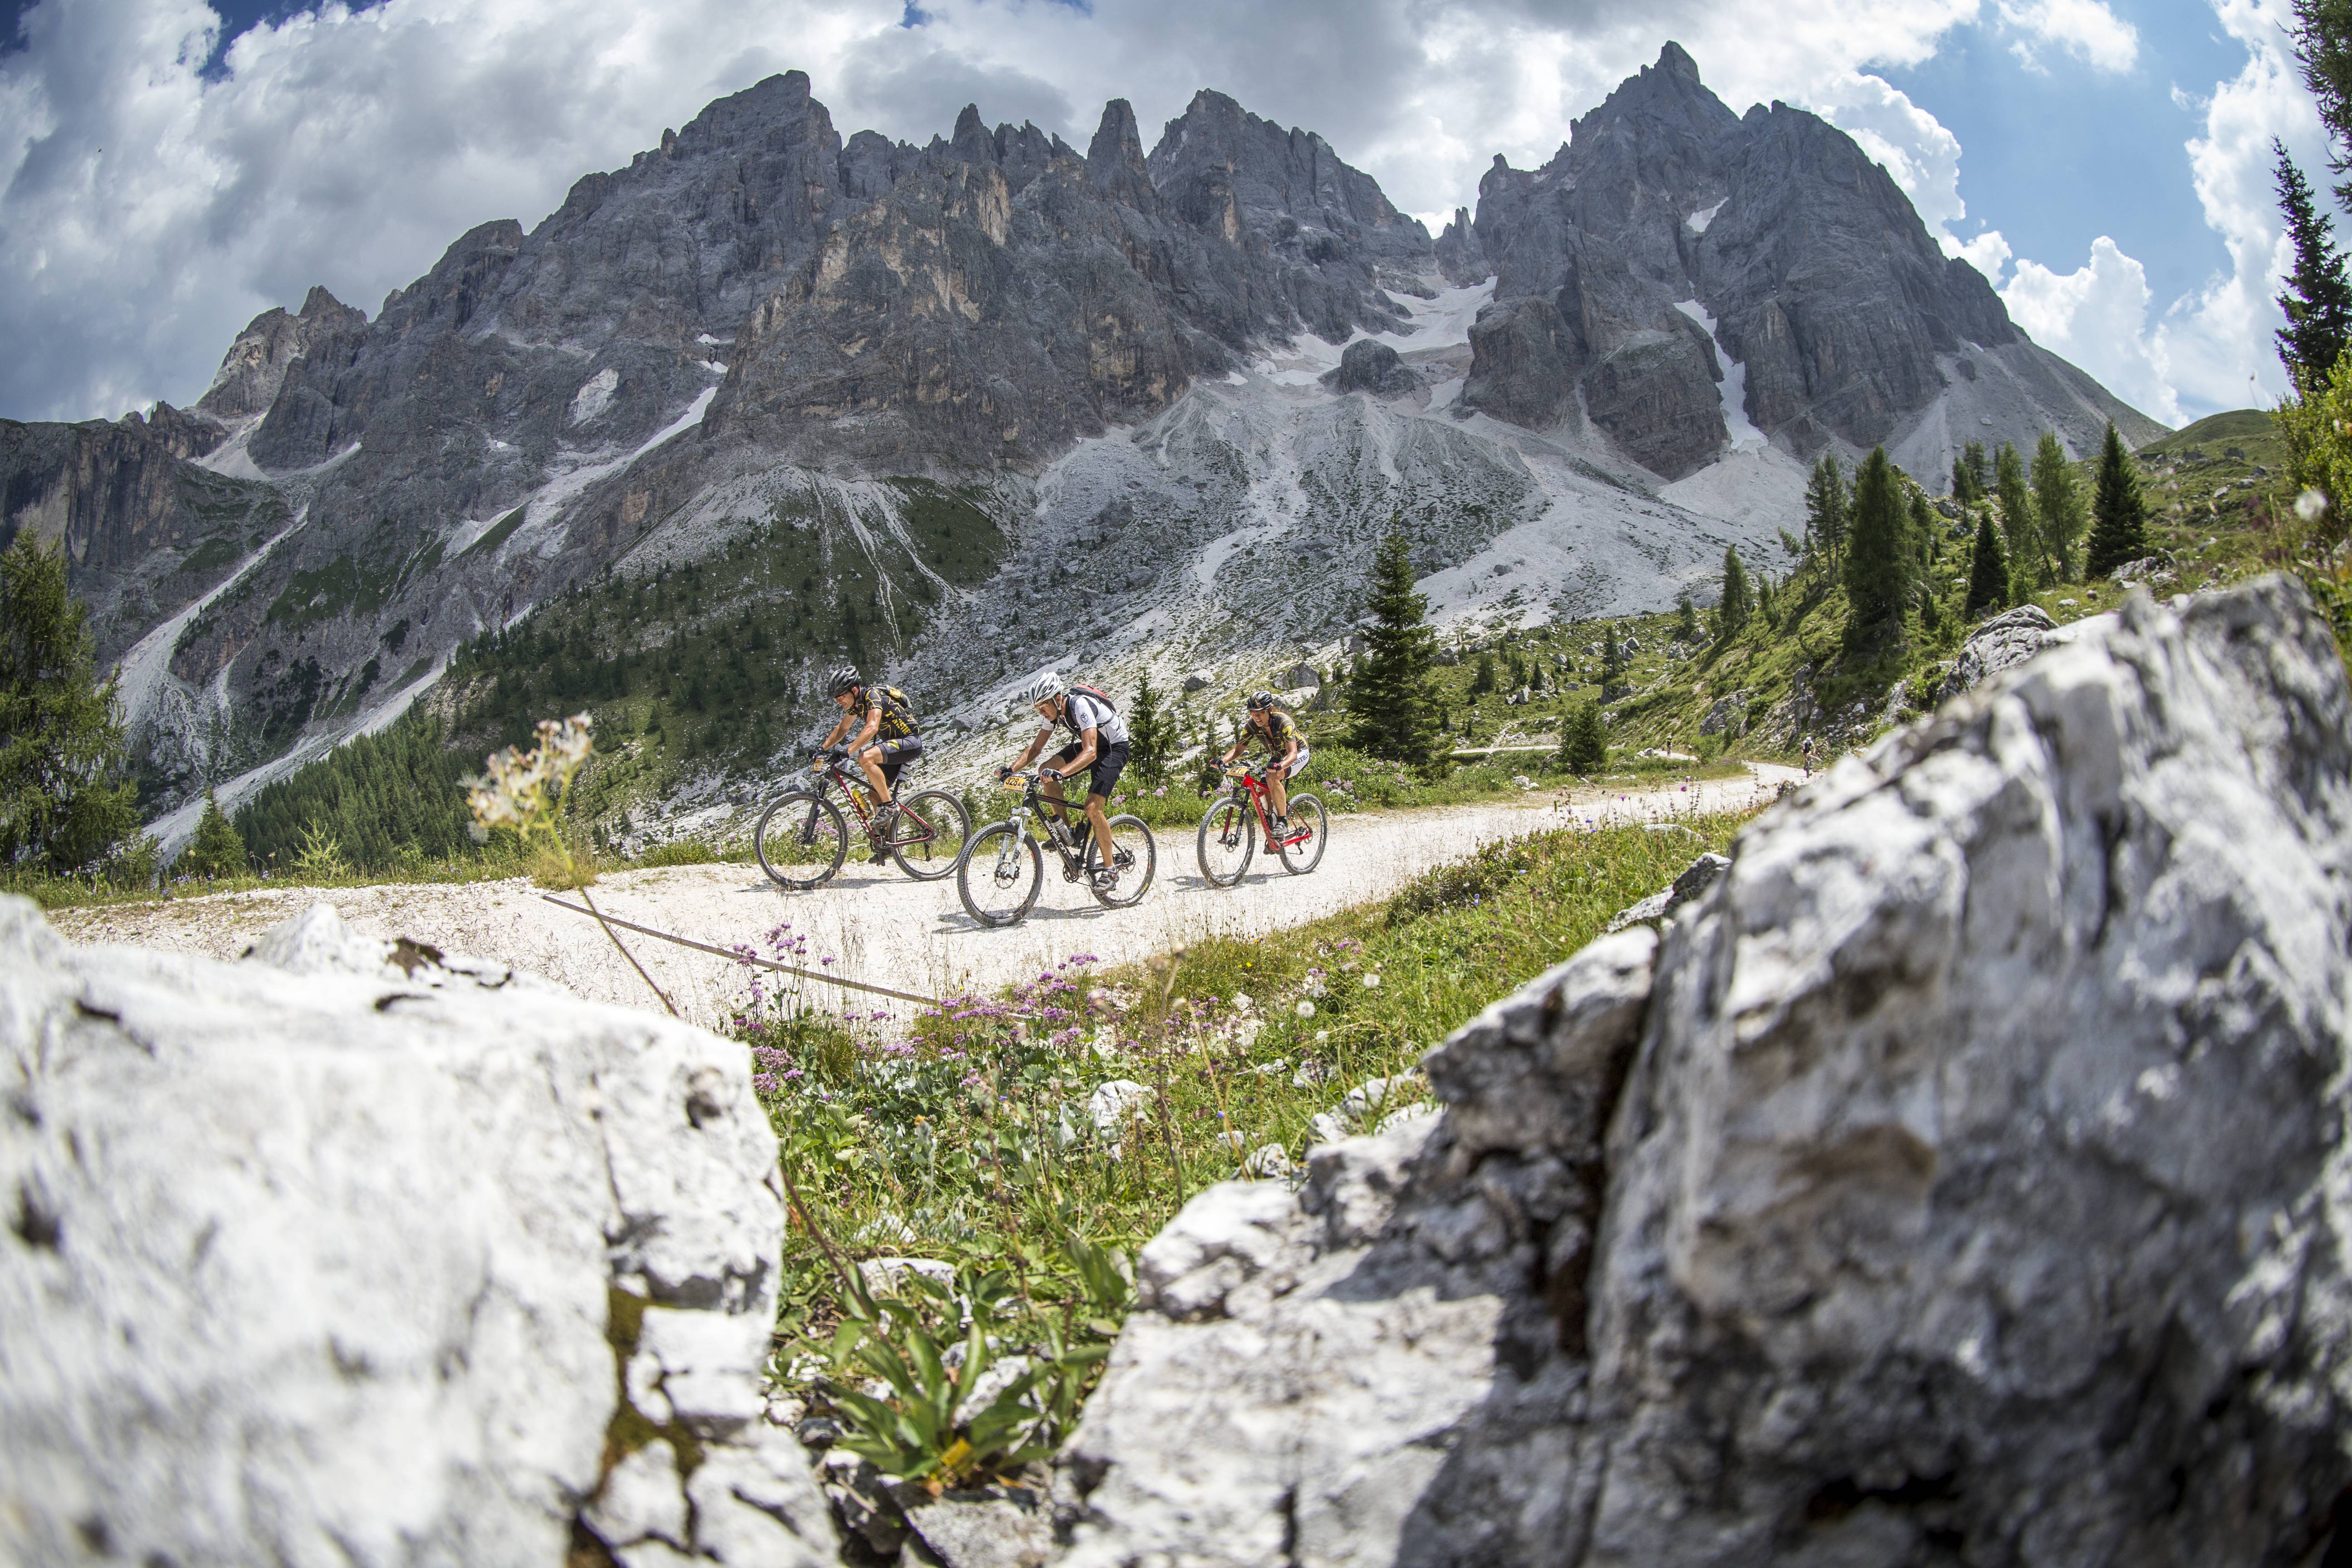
[
  {"xmin": 1220, "ymin": 691, "xmax": 1309, "ymax": 844},
  {"xmin": 813, "ymin": 665, "xmax": 922, "ymax": 862}
]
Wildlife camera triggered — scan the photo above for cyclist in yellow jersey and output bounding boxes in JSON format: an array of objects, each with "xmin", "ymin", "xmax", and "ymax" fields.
[
  {"xmin": 813, "ymin": 665, "xmax": 922, "ymax": 862},
  {"xmin": 1219, "ymin": 691, "xmax": 1309, "ymax": 845}
]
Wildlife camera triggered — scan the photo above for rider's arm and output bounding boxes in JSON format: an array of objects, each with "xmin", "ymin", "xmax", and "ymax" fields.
[
  {"xmin": 1054, "ymin": 726, "xmax": 1099, "ymax": 776},
  {"xmin": 1282, "ymin": 734, "xmax": 1300, "ymax": 768},
  {"xmin": 816, "ymin": 714, "xmax": 849, "ymax": 753},
  {"xmin": 1010, "ymin": 726, "xmax": 1052, "ymax": 770},
  {"xmin": 852, "ymin": 705, "xmax": 883, "ymax": 750}
]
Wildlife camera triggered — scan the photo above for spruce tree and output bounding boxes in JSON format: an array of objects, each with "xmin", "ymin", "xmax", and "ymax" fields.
[
  {"xmin": 2030, "ymin": 431, "xmax": 2088, "ymax": 579},
  {"xmin": 1842, "ymin": 447, "xmax": 1915, "ymax": 644},
  {"xmin": 1719, "ymin": 548, "xmax": 1752, "ymax": 640},
  {"xmin": 181, "ymin": 790, "xmax": 248, "ymax": 879},
  {"xmin": 1965, "ymin": 512, "xmax": 2011, "ymax": 619},
  {"xmin": 2276, "ymin": 139, "xmax": 2352, "ymax": 386},
  {"xmin": 1994, "ymin": 441, "xmax": 2042, "ymax": 588},
  {"xmin": 1127, "ymin": 668, "xmax": 1169, "ymax": 785},
  {"xmin": 2295, "ymin": 0, "xmax": 2352, "ymax": 206},
  {"xmin": 1470, "ymin": 651, "xmax": 1497, "ymax": 696},
  {"xmin": 1601, "ymin": 624, "xmax": 1623, "ymax": 683},
  {"xmin": 1557, "ymin": 697, "xmax": 1607, "ymax": 775},
  {"xmin": 1804, "ymin": 456, "xmax": 1849, "ymax": 562},
  {"xmin": 1345, "ymin": 529, "xmax": 1443, "ymax": 764},
  {"xmin": 0, "ymin": 533, "xmax": 138, "ymax": 874},
  {"xmin": 2086, "ymin": 422, "xmax": 2151, "ymax": 578},
  {"xmin": 1676, "ymin": 595, "xmax": 1700, "ymax": 642}
]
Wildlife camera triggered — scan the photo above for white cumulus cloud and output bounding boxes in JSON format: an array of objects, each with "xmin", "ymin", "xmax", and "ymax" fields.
[
  {"xmin": 2004, "ymin": 237, "xmax": 2180, "ymax": 421},
  {"xmin": 1998, "ymin": 0, "xmax": 2139, "ymax": 74}
]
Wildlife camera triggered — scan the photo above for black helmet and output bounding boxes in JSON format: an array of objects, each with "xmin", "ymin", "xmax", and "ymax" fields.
[
  {"xmin": 1246, "ymin": 690, "xmax": 1277, "ymax": 710},
  {"xmin": 826, "ymin": 665, "xmax": 862, "ymax": 698}
]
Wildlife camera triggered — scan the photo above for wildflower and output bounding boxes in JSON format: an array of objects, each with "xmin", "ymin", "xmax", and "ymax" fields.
[
  {"xmin": 1296, "ymin": 1000, "xmax": 1317, "ymax": 1019},
  {"xmin": 1362, "ymin": 973, "xmax": 1381, "ymax": 990},
  {"xmin": 2299, "ymin": 489, "xmax": 2330, "ymax": 524},
  {"xmin": 1314, "ymin": 1029, "xmax": 1329, "ymax": 1043}
]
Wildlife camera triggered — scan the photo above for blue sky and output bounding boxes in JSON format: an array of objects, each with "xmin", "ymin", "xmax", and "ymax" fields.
[{"xmin": 0, "ymin": 0, "xmax": 2327, "ymax": 427}]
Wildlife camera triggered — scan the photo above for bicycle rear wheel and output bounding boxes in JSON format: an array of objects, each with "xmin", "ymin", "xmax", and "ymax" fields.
[
  {"xmin": 1196, "ymin": 797, "xmax": 1255, "ymax": 888},
  {"xmin": 1277, "ymin": 793, "xmax": 1328, "ymax": 875},
  {"xmin": 1088, "ymin": 814, "xmax": 1156, "ymax": 908},
  {"xmin": 957, "ymin": 823, "xmax": 1043, "ymax": 927},
  {"xmin": 755, "ymin": 791, "xmax": 848, "ymax": 890},
  {"xmin": 890, "ymin": 789, "xmax": 970, "ymax": 881}
]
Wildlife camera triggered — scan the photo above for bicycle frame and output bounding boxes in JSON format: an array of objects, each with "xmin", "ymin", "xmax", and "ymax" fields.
[
  {"xmin": 1220, "ymin": 766, "xmax": 1311, "ymax": 850},
  {"xmin": 990, "ymin": 774, "xmax": 1096, "ymax": 870},
  {"xmin": 793, "ymin": 758, "xmax": 938, "ymax": 851}
]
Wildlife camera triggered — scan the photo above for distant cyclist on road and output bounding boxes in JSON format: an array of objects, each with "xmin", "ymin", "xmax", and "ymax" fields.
[
  {"xmin": 813, "ymin": 665, "xmax": 921, "ymax": 863},
  {"xmin": 999, "ymin": 672, "xmax": 1129, "ymax": 891},
  {"xmin": 1219, "ymin": 691, "xmax": 1308, "ymax": 846}
]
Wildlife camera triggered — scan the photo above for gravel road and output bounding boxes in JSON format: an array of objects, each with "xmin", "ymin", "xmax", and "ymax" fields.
[{"xmin": 53, "ymin": 766, "xmax": 1800, "ymax": 1029}]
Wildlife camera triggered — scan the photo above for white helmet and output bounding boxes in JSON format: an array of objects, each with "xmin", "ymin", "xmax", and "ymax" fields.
[{"xmin": 1016, "ymin": 671, "xmax": 1067, "ymax": 707}]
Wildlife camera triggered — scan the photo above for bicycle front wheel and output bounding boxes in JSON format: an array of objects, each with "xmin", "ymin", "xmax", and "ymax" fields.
[
  {"xmin": 957, "ymin": 823, "xmax": 1043, "ymax": 927},
  {"xmin": 891, "ymin": 789, "xmax": 970, "ymax": 881},
  {"xmin": 1277, "ymin": 793, "xmax": 1328, "ymax": 875},
  {"xmin": 755, "ymin": 791, "xmax": 848, "ymax": 891},
  {"xmin": 1088, "ymin": 814, "xmax": 1156, "ymax": 909},
  {"xmin": 1196, "ymin": 796, "xmax": 1255, "ymax": 888}
]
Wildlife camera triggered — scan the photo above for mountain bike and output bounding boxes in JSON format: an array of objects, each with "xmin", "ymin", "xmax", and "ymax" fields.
[
  {"xmin": 753, "ymin": 751, "xmax": 970, "ymax": 891},
  {"xmin": 1196, "ymin": 764, "xmax": 1326, "ymax": 887},
  {"xmin": 956, "ymin": 772, "xmax": 1157, "ymax": 927}
]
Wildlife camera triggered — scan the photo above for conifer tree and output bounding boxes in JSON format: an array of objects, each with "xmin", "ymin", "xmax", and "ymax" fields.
[
  {"xmin": 1994, "ymin": 441, "xmax": 2042, "ymax": 588},
  {"xmin": 1676, "ymin": 595, "xmax": 1700, "ymax": 642},
  {"xmin": 1345, "ymin": 529, "xmax": 1443, "ymax": 764},
  {"xmin": 1804, "ymin": 455, "xmax": 1849, "ymax": 562},
  {"xmin": 1719, "ymin": 548, "xmax": 1753, "ymax": 640},
  {"xmin": 2031, "ymin": 431, "xmax": 2088, "ymax": 579},
  {"xmin": 1909, "ymin": 489, "xmax": 1939, "ymax": 569},
  {"xmin": 1557, "ymin": 697, "xmax": 1607, "ymax": 775},
  {"xmin": 1965, "ymin": 512, "xmax": 2011, "ymax": 619},
  {"xmin": 181, "ymin": 790, "xmax": 247, "ymax": 879},
  {"xmin": 1470, "ymin": 651, "xmax": 1497, "ymax": 696},
  {"xmin": 0, "ymin": 533, "xmax": 138, "ymax": 874},
  {"xmin": 2276, "ymin": 139, "xmax": 2352, "ymax": 386},
  {"xmin": 1127, "ymin": 668, "xmax": 1169, "ymax": 785},
  {"xmin": 2086, "ymin": 423, "xmax": 2152, "ymax": 578},
  {"xmin": 1601, "ymin": 624, "xmax": 1623, "ymax": 682},
  {"xmin": 1842, "ymin": 447, "xmax": 1915, "ymax": 644},
  {"xmin": 2295, "ymin": 0, "xmax": 2352, "ymax": 206}
]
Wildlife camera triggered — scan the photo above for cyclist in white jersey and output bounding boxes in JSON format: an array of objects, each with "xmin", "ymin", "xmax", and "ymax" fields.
[{"xmin": 1000, "ymin": 672, "xmax": 1131, "ymax": 891}]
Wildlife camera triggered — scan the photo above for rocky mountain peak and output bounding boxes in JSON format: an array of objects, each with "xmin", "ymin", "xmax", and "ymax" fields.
[{"xmin": 1085, "ymin": 98, "xmax": 1158, "ymax": 212}]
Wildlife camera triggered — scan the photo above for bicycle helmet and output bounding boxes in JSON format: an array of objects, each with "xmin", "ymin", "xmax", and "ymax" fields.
[
  {"xmin": 1016, "ymin": 671, "xmax": 1067, "ymax": 707},
  {"xmin": 825, "ymin": 665, "xmax": 862, "ymax": 698},
  {"xmin": 1246, "ymin": 690, "xmax": 1277, "ymax": 710}
]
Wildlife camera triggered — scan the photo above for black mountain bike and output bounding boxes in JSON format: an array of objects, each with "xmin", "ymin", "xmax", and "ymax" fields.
[
  {"xmin": 753, "ymin": 752, "xmax": 970, "ymax": 891},
  {"xmin": 956, "ymin": 772, "xmax": 1157, "ymax": 927}
]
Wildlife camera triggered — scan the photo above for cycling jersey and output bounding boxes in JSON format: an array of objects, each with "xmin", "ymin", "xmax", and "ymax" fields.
[
  {"xmin": 1057, "ymin": 690, "xmax": 1130, "ymax": 747},
  {"xmin": 1246, "ymin": 709, "xmax": 1303, "ymax": 757},
  {"xmin": 865, "ymin": 685, "xmax": 920, "ymax": 741}
]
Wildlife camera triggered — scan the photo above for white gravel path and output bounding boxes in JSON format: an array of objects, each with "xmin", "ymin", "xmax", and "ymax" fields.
[{"xmin": 54, "ymin": 766, "xmax": 1800, "ymax": 1030}]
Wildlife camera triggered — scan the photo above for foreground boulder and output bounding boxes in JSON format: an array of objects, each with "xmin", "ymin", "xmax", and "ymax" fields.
[
  {"xmin": 0, "ymin": 903, "xmax": 838, "ymax": 1568},
  {"xmin": 1058, "ymin": 577, "xmax": 2352, "ymax": 1566}
]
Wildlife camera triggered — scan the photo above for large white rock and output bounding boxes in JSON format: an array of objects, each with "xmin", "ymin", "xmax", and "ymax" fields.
[
  {"xmin": 1054, "ymin": 578, "xmax": 2352, "ymax": 1567},
  {"xmin": 0, "ymin": 900, "xmax": 838, "ymax": 1568}
]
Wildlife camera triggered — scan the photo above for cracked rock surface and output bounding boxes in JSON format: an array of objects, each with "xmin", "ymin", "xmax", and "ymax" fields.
[
  {"xmin": 0, "ymin": 900, "xmax": 837, "ymax": 1568},
  {"xmin": 1054, "ymin": 577, "xmax": 2352, "ymax": 1567}
]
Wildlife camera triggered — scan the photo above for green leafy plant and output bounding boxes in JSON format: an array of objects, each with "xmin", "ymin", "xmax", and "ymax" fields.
[{"xmin": 291, "ymin": 818, "xmax": 351, "ymax": 882}]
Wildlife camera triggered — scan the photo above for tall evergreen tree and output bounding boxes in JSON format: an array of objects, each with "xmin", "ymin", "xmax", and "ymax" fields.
[
  {"xmin": 1908, "ymin": 489, "xmax": 1940, "ymax": 570},
  {"xmin": 1469, "ymin": 651, "xmax": 1497, "ymax": 696},
  {"xmin": 2086, "ymin": 423, "xmax": 2152, "ymax": 578},
  {"xmin": 2030, "ymin": 431, "xmax": 2088, "ymax": 580},
  {"xmin": 1345, "ymin": 529, "xmax": 1443, "ymax": 764},
  {"xmin": 1842, "ymin": 447, "xmax": 1915, "ymax": 643},
  {"xmin": 1719, "ymin": 547, "xmax": 1753, "ymax": 640},
  {"xmin": 1804, "ymin": 455, "xmax": 1849, "ymax": 561},
  {"xmin": 1964, "ymin": 512, "xmax": 2011, "ymax": 619},
  {"xmin": 1993, "ymin": 441, "xmax": 2042, "ymax": 588},
  {"xmin": 1601, "ymin": 623, "xmax": 1623, "ymax": 682},
  {"xmin": 0, "ymin": 533, "xmax": 138, "ymax": 874},
  {"xmin": 1675, "ymin": 595, "xmax": 1700, "ymax": 642},
  {"xmin": 1127, "ymin": 667, "xmax": 1170, "ymax": 784},
  {"xmin": 2293, "ymin": 0, "xmax": 2352, "ymax": 206},
  {"xmin": 2275, "ymin": 140, "xmax": 2352, "ymax": 387},
  {"xmin": 181, "ymin": 790, "xmax": 248, "ymax": 879}
]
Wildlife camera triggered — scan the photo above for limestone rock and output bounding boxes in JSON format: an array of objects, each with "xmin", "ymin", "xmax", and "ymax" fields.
[
  {"xmin": 1935, "ymin": 601, "xmax": 2061, "ymax": 702},
  {"xmin": 1054, "ymin": 578, "xmax": 2352, "ymax": 1567},
  {"xmin": 1282, "ymin": 662, "xmax": 1322, "ymax": 690},
  {"xmin": 1325, "ymin": 338, "xmax": 1420, "ymax": 397},
  {"xmin": 0, "ymin": 900, "xmax": 838, "ymax": 1568}
]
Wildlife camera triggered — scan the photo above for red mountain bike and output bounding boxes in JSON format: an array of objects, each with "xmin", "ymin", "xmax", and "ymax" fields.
[
  {"xmin": 1196, "ymin": 764, "xmax": 1327, "ymax": 887},
  {"xmin": 752, "ymin": 753, "xmax": 969, "ymax": 891}
]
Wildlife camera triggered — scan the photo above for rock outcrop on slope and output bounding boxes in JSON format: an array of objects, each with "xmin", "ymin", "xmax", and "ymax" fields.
[
  {"xmin": 1458, "ymin": 44, "xmax": 2163, "ymax": 478},
  {"xmin": 0, "ymin": 902, "xmax": 837, "ymax": 1568},
  {"xmin": 1057, "ymin": 576, "xmax": 2352, "ymax": 1567}
]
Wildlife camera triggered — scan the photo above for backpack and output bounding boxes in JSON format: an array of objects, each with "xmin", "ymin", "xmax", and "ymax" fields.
[
  {"xmin": 1058, "ymin": 683, "xmax": 1116, "ymax": 736},
  {"xmin": 870, "ymin": 685, "xmax": 919, "ymax": 737}
]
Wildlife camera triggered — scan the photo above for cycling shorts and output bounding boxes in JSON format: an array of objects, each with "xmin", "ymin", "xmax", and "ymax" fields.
[
  {"xmin": 864, "ymin": 735, "xmax": 922, "ymax": 787},
  {"xmin": 1264, "ymin": 745, "xmax": 1310, "ymax": 781},
  {"xmin": 1048, "ymin": 739, "xmax": 1128, "ymax": 802}
]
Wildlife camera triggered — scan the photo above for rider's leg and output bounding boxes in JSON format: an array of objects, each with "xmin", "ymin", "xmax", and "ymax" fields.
[
  {"xmin": 856, "ymin": 746, "xmax": 892, "ymax": 805},
  {"xmin": 1041, "ymin": 773, "xmax": 1072, "ymax": 830},
  {"xmin": 1084, "ymin": 791, "xmax": 1114, "ymax": 862},
  {"xmin": 1268, "ymin": 764, "xmax": 1289, "ymax": 823}
]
